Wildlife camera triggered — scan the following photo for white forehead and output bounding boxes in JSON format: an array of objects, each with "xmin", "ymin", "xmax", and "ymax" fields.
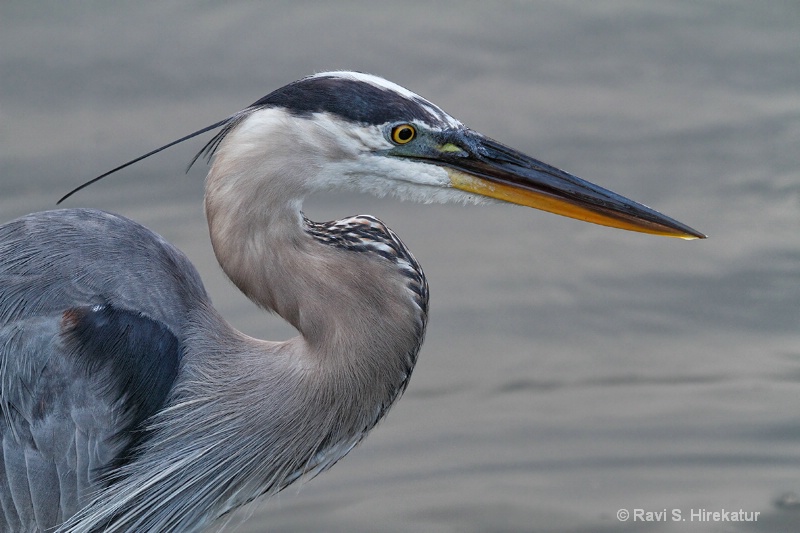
[{"xmin": 310, "ymin": 71, "xmax": 424, "ymax": 100}]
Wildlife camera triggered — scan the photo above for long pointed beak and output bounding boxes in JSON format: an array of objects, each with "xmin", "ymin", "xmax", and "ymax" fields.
[{"xmin": 435, "ymin": 131, "xmax": 705, "ymax": 240}]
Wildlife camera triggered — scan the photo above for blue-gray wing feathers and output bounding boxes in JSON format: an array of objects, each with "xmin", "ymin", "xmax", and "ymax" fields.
[{"xmin": 0, "ymin": 209, "xmax": 206, "ymax": 531}]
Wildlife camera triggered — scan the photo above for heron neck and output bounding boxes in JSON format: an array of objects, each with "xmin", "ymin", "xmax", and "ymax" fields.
[{"xmin": 204, "ymin": 165, "xmax": 425, "ymax": 396}]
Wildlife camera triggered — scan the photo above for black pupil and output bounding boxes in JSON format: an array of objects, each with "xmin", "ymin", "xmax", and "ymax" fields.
[{"xmin": 397, "ymin": 127, "xmax": 413, "ymax": 141}]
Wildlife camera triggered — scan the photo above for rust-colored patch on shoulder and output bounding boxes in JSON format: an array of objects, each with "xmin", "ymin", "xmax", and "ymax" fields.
[{"xmin": 60, "ymin": 307, "xmax": 87, "ymax": 332}]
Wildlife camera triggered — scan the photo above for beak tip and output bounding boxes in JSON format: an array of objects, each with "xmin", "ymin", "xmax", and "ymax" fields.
[
  {"xmin": 684, "ymin": 231, "xmax": 708, "ymax": 241},
  {"xmin": 669, "ymin": 222, "xmax": 706, "ymax": 240}
]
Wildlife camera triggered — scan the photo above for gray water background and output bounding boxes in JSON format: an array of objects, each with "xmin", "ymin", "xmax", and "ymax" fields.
[{"xmin": 2, "ymin": 2, "xmax": 799, "ymax": 531}]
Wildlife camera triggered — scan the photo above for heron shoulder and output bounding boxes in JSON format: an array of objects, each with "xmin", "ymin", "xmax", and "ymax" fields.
[{"xmin": 0, "ymin": 208, "xmax": 209, "ymax": 335}]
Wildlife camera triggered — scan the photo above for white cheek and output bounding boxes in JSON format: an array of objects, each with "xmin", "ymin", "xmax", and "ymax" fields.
[
  {"xmin": 346, "ymin": 124, "xmax": 393, "ymax": 151},
  {"xmin": 315, "ymin": 156, "xmax": 498, "ymax": 205}
]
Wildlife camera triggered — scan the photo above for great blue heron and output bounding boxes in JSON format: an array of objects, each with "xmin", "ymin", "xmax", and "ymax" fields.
[{"xmin": 0, "ymin": 71, "xmax": 704, "ymax": 532}]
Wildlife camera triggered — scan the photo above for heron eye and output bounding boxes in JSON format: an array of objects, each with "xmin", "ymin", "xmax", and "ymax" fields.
[{"xmin": 390, "ymin": 124, "xmax": 416, "ymax": 144}]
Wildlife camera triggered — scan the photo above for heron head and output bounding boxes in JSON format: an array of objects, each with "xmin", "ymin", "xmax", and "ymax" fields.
[{"xmin": 210, "ymin": 71, "xmax": 703, "ymax": 239}]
